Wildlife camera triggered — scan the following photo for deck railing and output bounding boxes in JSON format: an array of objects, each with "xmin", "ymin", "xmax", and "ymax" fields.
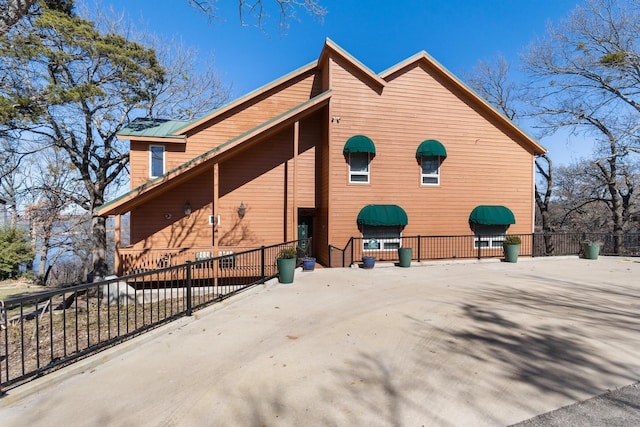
[
  {"xmin": 0, "ymin": 239, "xmax": 311, "ymax": 391},
  {"xmin": 328, "ymin": 233, "xmax": 640, "ymax": 267}
]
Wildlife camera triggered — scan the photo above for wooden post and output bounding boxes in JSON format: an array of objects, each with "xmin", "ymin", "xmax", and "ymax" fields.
[
  {"xmin": 213, "ymin": 163, "xmax": 219, "ymax": 292},
  {"xmin": 293, "ymin": 121, "xmax": 299, "ymax": 243},
  {"xmin": 114, "ymin": 214, "xmax": 122, "ymax": 275}
]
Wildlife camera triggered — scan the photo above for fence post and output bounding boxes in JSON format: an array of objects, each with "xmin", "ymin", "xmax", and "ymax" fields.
[
  {"xmin": 477, "ymin": 236, "xmax": 481, "ymax": 260},
  {"xmin": 531, "ymin": 233, "xmax": 536, "ymax": 257},
  {"xmin": 417, "ymin": 235, "xmax": 422, "ymax": 262},
  {"xmin": 186, "ymin": 261, "xmax": 192, "ymax": 316},
  {"xmin": 260, "ymin": 246, "xmax": 266, "ymax": 283}
]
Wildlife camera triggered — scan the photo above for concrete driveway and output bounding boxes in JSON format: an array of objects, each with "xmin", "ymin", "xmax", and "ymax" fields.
[{"xmin": 1, "ymin": 257, "xmax": 640, "ymax": 426}]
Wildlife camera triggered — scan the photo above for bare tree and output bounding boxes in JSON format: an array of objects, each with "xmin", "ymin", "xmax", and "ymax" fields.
[
  {"xmin": 522, "ymin": 0, "xmax": 640, "ymax": 252},
  {"xmin": 188, "ymin": 0, "xmax": 326, "ymax": 30},
  {"xmin": 466, "ymin": 54, "xmax": 557, "ymax": 253},
  {"xmin": 0, "ymin": 4, "xmax": 229, "ymax": 278},
  {"xmin": 553, "ymin": 159, "xmax": 638, "ymax": 232},
  {"xmin": 1, "ymin": 0, "xmax": 326, "ymax": 34},
  {"xmin": 465, "ymin": 53, "xmax": 519, "ymax": 122},
  {"xmin": 23, "ymin": 148, "xmax": 87, "ymax": 284}
]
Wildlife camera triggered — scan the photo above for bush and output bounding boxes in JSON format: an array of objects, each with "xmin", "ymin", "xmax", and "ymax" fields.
[
  {"xmin": 0, "ymin": 226, "xmax": 34, "ymax": 280},
  {"xmin": 504, "ymin": 234, "xmax": 522, "ymax": 245},
  {"xmin": 278, "ymin": 246, "xmax": 297, "ymax": 259}
]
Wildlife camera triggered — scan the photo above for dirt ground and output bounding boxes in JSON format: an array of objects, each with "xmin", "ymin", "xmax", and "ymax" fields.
[{"xmin": 0, "ymin": 279, "xmax": 46, "ymax": 301}]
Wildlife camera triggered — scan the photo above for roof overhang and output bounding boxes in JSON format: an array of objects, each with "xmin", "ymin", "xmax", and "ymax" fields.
[
  {"xmin": 469, "ymin": 205, "xmax": 516, "ymax": 226},
  {"xmin": 380, "ymin": 52, "xmax": 546, "ymax": 157},
  {"xmin": 319, "ymin": 38, "xmax": 387, "ymax": 89},
  {"xmin": 416, "ymin": 139, "xmax": 447, "ymax": 158},
  {"xmin": 343, "ymin": 135, "xmax": 376, "ymax": 155},
  {"xmin": 357, "ymin": 204, "xmax": 408, "ymax": 227},
  {"xmin": 98, "ymin": 89, "xmax": 332, "ymax": 216}
]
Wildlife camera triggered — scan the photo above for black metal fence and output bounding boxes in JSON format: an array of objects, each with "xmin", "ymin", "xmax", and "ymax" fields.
[
  {"xmin": 0, "ymin": 240, "xmax": 311, "ymax": 391},
  {"xmin": 328, "ymin": 233, "xmax": 640, "ymax": 267}
]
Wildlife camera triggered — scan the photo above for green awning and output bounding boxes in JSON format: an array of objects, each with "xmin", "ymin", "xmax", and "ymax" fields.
[
  {"xmin": 357, "ymin": 204, "xmax": 408, "ymax": 226},
  {"xmin": 469, "ymin": 205, "xmax": 516, "ymax": 225},
  {"xmin": 343, "ymin": 135, "xmax": 376, "ymax": 155},
  {"xmin": 416, "ymin": 139, "xmax": 447, "ymax": 158}
]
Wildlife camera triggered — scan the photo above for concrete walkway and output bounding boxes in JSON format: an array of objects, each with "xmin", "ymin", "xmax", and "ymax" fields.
[{"xmin": 1, "ymin": 257, "xmax": 640, "ymax": 426}]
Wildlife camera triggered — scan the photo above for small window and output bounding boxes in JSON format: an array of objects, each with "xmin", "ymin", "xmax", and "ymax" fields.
[
  {"xmin": 473, "ymin": 225, "xmax": 508, "ymax": 248},
  {"xmin": 150, "ymin": 145, "xmax": 165, "ymax": 178},
  {"xmin": 349, "ymin": 152, "xmax": 370, "ymax": 183},
  {"xmin": 362, "ymin": 225, "xmax": 402, "ymax": 251},
  {"xmin": 421, "ymin": 156, "xmax": 440, "ymax": 185}
]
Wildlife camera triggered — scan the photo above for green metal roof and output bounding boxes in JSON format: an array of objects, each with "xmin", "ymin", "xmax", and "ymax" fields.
[
  {"xmin": 357, "ymin": 204, "xmax": 408, "ymax": 227},
  {"xmin": 469, "ymin": 205, "xmax": 515, "ymax": 225},
  {"xmin": 416, "ymin": 139, "xmax": 447, "ymax": 158},
  {"xmin": 343, "ymin": 135, "xmax": 376, "ymax": 155},
  {"xmin": 117, "ymin": 118, "xmax": 192, "ymax": 138},
  {"xmin": 98, "ymin": 90, "xmax": 332, "ymax": 215}
]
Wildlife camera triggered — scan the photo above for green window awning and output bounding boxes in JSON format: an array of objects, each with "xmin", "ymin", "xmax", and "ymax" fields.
[
  {"xmin": 357, "ymin": 204, "xmax": 408, "ymax": 226},
  {"xmin": 469, "ymin": 205, "xmax": 516, "ymax": 225},
  {"xmin": 416, "ymin": 139, "xmax": 447, "ymax": 158},
  {"xmin": 343, "ymin": 135, "xmax": 376, "ymax": 155}
]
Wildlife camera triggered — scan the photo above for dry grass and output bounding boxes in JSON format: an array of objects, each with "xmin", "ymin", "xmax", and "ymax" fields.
[
  {"xmin": 1, "ymin": 291, "xmax": 214, "ymax": 388},
  {"xmin": 0, "ymin": 279, "xmax": 46, "ymax": 301}
]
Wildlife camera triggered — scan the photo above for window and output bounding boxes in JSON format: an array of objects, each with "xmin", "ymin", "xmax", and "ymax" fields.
[
  {"xmin": 362, "ymin": 225, "xmax": 402, "ymax": 251},
  {"xmin": 421, "ymin": 156, "xmax": 440, "ymax": 185},
  {"xmin": 473, "ymin": 225, "xmax": 508, "ymax": 248},
  {"xmin": 349, "ymin": 152, "xmax": 370, "ymax": 183},
  {"xmin": 149, "ymin": 145, "xmax": 165, "ymax": 177}
]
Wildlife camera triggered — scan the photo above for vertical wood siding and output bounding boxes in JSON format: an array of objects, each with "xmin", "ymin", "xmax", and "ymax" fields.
[
  {"xmin": 130, "ymin": 168, "xmax": 213, "ymax": 249},
  {"xmin": 326, "ymin": 57, "xmax": 535, "ymax": 250},
  {"xmin": 123, "ymin": 50, "xmax": 539, "ymax": 266}
]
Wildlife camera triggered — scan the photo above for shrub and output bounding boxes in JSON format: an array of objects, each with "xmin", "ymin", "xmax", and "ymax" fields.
[
  {"xmin": 504, "ymin": 235, "xmax": 522, "ymax": 245},
  {"xmin": 0, "ymin": 226, "xmax": 34, "ymax": 280},
  {"xmin": 278, "ymin": 246, "xmax": 297, "ymax": 259}
]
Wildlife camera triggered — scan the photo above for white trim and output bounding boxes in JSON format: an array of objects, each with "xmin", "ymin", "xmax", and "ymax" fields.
[
  {"xmin": 473, "ymin": 225, "xmax": 508, "ymax": 249},
  {"xmin": 420, "ymin": 156, "xmax": 440, "ymax": 186},
  {"xmin": 361, "ymin": 226, "xmax": 402, "ymax": 251},
  {"xmin": 349, "ymin": 152, "xmax": 370, "ymax": 184},
  {"xmin": 149, "ymin": 145, "xmax": 165, "ymax": 178}
]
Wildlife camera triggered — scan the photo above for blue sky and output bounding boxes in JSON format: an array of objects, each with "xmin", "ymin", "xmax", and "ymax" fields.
[{"xmin": 104, "ymin": 0, "xmax": 590, "ymax": 165}]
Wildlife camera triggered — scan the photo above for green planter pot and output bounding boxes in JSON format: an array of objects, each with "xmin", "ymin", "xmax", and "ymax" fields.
[
  {"xmin": 503, "ymin": 243, "xmax": 520, "ymax": 263},
  {"xmin": 583, "ymin": 242, "xmax": 600, "ymax": 260},
  {"xmin": 398, "ymin": 247, "xmax": 412, "ymax": 267},
  {"xmin": 277, "ymin": 257, "xmax": 296, "ymax": 283}
]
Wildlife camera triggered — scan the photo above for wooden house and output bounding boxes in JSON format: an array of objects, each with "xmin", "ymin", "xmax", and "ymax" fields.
[{"xmin": 98, "ymin": 39, "xmax": 546, "ymax": 274}]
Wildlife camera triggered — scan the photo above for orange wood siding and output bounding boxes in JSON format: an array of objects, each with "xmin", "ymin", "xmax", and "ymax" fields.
[
  {"xmin": 181, "ymin": 72, "xmax": 319, "ymax": 161},
  {"xmin": 326, "ymin": 57, "xmax": 535, "ymax": 249},
  {"xmin": 130, "ymin": 168, "xmax": 214, "ymax": 249},
  {"xmin": 214, "ymin": 116, "xmax": 319, "ymax": 248},
  {"xmin": 127, "ymin": 70, "xmax": 320, "ymax": 190},
  {"xmin": 129, "ymin": 141, "xmax": 187, "ymax": 190},
  {"xmin": 120, "ymin": 47, "xmax": 541, "ymax": 268}
]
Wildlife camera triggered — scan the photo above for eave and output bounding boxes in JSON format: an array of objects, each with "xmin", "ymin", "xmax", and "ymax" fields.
[
  {"xmin": 98, "ymin": 89, "xmax": 333, "ymax": 216},
  {"xmin": 173, "ymin": 61, "xmax": 319, "ymax": 136},
  {"xmin": 119, "ymin": 135, "xmax": 186, "ymax": 143},
  {"xmin": 319, "ymin": 38, "xmax": 387, "ymax": 89},
  {"xmin": 380, "ymin": 51, "xmax": 546, "ymax": 156}
]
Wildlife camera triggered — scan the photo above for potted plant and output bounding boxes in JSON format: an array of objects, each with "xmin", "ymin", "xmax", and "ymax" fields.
[
  {"xmin": 503, "ymin": 234, "xmax": 521, "ymax": 263},
  {"xmin": 277, "ymin": 246, "xmax": 297, "ymax": 283},
  {"xmin": 582, "ymin": 240, "xmax": 601, "ymax": 260},
  {"xmin": 302, "ymin": 256, "xmax": 316, "ymax": 271},
  {"xmin": 362, "ymin": 255, "xmax": 376, "ymax": 269}
]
